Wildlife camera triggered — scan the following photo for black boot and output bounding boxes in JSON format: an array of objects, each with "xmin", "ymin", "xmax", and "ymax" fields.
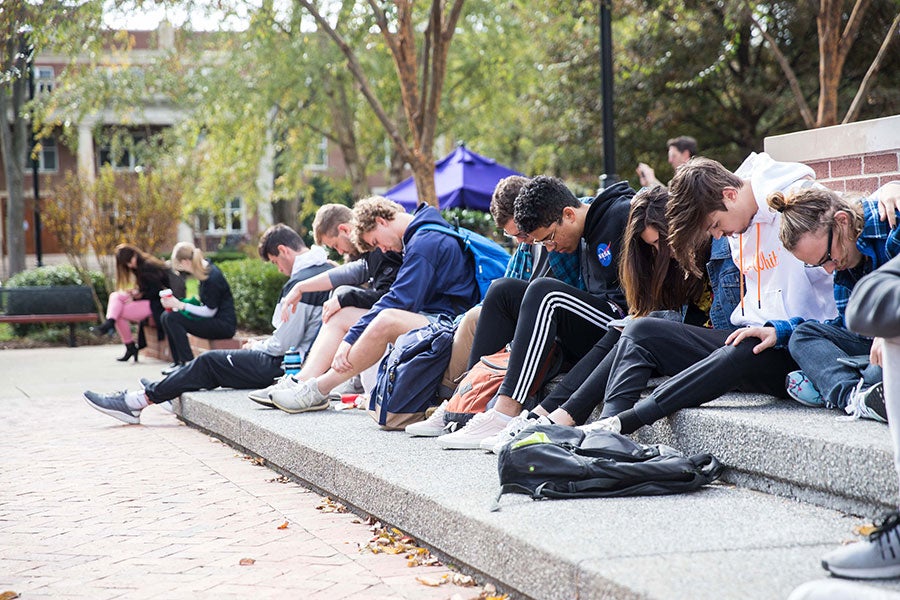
[
  {"xmin": 117, "ymin": 342, "xmax": 139, "ymax": 363},
  {"xmin": 92, "ymin": 318, "xmax": 116, "ymax": 337}
]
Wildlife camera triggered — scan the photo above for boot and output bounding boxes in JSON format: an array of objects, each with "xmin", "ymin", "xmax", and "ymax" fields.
[
  {"xmin": 116, "ymin": 342, "xmax": 139, "ymax": 363},
  {"xmin": 92, "ymin": 318, "xmax": 116, "ymax": 337}
]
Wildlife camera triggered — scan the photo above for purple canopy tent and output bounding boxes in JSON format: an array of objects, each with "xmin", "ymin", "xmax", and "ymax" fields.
[{"xmin": 384, "ymin": 145, "xmax": 523, "ymax": 212}]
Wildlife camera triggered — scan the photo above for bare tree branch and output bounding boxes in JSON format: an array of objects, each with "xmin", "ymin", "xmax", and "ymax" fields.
[
  {"xmin": 746, "ymin": 7, "xmax": 816, "ymax": 128},
  {"xmin": 843, "ymin": 9, "xmax": 900, "ymax": 124},
  {"xmin": 838, "ymin": 0, "xmax": 872, "ymax": 67},
  {"xmin": 294, "ymin": 0, "xmax": 410, "ymax": 158}
]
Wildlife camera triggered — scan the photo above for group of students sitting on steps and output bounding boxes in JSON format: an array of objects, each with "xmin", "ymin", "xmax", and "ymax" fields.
[{"xmin": 84, "ymin": 152, "xmax": 900, "ymax": 593}]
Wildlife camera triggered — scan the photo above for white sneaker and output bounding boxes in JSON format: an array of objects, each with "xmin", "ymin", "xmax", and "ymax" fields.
[
  {"xmin": 577, "ymin": 416, "xmax": 622, "ymax": 434},
  {"xmin": 484, "ymin": 414, "xmax": 553, "ymax": 454},
  {"xmin": 438, "ymin": 409, "xmax": 512, "ymax": 450},
  {"xmin": 270, "ymin": 377, "xmax": 330, "ymax": 414},
  {"xmin": 248, "ymin": 375, "xmax": 298, "ymax": 407},
  {"xmin": 405, "ymin": 401, "xmax": 449, "ymax": 437}
]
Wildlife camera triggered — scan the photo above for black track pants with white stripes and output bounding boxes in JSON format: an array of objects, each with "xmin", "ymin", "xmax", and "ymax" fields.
[{"xmin": 470, "ymin": 277, "xmax": 622, "ymax": 405}]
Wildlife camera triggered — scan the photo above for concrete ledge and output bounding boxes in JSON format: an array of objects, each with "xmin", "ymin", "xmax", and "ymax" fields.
[
  {"xmin": 632, "ymin": 393, "xmax": 895, "ymax": 516},
  {"xmin": 765, "ymin": 114, "xmax": 900, "ymax": 162},
  {"xmin": 175, "ymin": 389, "xmax": 900, "ymax": 600}
]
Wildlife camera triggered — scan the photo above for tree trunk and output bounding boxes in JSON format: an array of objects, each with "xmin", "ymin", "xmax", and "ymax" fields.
[
  {"xmin": 409, "ymin": 154, "xmax": 437, "ymax": 209},
  {"xmin": 0, "ymin": 52, "xmax": 30, "ymax": 276}
]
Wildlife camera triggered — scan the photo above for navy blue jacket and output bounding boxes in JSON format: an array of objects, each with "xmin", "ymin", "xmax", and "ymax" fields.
[{"xmin": 344, "ymin": 204, "xmax": 480, "ymax": 345}]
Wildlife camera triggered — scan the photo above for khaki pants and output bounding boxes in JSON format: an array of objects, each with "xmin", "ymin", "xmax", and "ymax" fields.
[{"xmin": 440, "ymin": 306, "xmax": 481, "ymax": 397}]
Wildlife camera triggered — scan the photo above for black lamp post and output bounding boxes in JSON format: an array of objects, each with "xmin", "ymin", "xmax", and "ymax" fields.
[
  {"xmin": 599, "ymin": 0, "xmax": 617, "ymax": 187},
  {"xmin": 19, "ymin": 26, "xmax": 43, "ymax": 267}
]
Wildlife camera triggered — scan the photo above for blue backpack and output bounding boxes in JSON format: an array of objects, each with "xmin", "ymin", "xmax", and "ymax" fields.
[
  {"xmin": 417, "ymin": 224, "xmax": 510, "ymax": 300},
  {"xmin": 369, "ymin": 317, "xmax": 457, "ymax": 430}
]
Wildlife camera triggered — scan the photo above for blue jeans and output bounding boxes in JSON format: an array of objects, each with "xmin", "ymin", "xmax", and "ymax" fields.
[{"xmin": 788, "ymin": 321, "xmax": 882, "ymax": 409}]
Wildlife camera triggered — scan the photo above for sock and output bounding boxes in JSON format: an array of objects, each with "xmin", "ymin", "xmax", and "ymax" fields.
[
  {"xmin": 124, "ymin": 390, "xmax": 149, "ymax": 410},
  {"xmin": 494, "ymin": 410, "xmax": 513, "ymax": 422}
]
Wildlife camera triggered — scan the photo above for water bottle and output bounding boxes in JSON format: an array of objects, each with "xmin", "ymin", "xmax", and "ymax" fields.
[{"xmin": 282, "ymin": 346, "xmax": 303, "ymax": 376}]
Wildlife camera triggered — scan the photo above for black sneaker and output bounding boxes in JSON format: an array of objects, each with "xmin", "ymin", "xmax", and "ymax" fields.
[{"xmin": 845, "ymin": 381, "xmax": 887, "ymax": 423}]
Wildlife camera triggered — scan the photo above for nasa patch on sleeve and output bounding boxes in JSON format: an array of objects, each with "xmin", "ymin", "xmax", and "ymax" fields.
[{"xmin": 596, "ymin": 243, "xmax": 612, "ymax": 267}]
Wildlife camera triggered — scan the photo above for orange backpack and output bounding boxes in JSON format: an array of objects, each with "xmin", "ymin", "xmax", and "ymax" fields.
[{"xmin": 444, "ymin": 344, "xmax": 561, "ymax": 429}]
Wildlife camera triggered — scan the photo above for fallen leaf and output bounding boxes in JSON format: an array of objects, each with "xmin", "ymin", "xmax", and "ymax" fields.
[
  {"xmin": 450, "ymin": 573, "xmax": 476, "ymax": 586},
  {"xmin": 415, "ymin": 575, "xmax": 446, "ymax": 587},
  {"xmin": 267, "ymin": 475, "xmax": 290, "ymax": 484},
  {"xmin": 277, "ymin": 521, "xmax": 289, "ymax": 530},
  {"xmin": 239, "ymin": 558, "xmax": 255, "ymax": 566},
  {"xmin": 855, "ymin": 523, "xmax": 877, "ymax": 536},
  {"xmin": 0, "ymin": 592, "xmax": 20, "ymax": 600}
]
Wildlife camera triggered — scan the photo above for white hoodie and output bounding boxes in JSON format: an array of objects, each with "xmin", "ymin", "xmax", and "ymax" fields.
[{"xmin": 728, "ymin": 153, "xmax": 837, "ymax": 331}]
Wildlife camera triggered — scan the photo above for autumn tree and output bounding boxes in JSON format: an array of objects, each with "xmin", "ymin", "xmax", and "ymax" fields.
[
  {"xmin": 747, "ymin": 0, "xmax": 900, "ymax": 128},
  {"xmin": 296, "ymin": 0, "xmax": 467, "ymax": 207},
  {"xmin": 0, "ymin": 1, "xmax": 107, "ymax": 276}
]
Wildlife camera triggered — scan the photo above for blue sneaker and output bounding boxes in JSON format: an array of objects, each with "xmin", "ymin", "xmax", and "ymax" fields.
[
  {"xmin": 786, "ymin": 371, "xmax": 825, "ymax": 407},
  {"xmin": 83, "ymin": 390, "xmax": 142, "ymax": 424}
]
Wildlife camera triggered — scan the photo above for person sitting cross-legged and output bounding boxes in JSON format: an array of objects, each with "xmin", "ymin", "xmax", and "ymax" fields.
[
  {"xmin": 774, "ymin": 182, "xmax": 900, "ymax": 421},
  {"xmin": 268, "ymin": 196, "xmax": 480, "ymax": 414},
  {"xmin": 82, "ymin": 224, "xmax": 333, "ymax": 424}
]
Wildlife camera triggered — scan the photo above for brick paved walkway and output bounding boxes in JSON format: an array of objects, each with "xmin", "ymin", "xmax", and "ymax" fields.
[{"xmin": 0, "ymin": 346, "xmax": 481, "ymax": 599}]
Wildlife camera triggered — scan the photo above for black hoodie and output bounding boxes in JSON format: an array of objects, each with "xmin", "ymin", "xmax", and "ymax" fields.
[{"xmin": 580, "ymin": 180, "xmax": 634, "ymax": 312}]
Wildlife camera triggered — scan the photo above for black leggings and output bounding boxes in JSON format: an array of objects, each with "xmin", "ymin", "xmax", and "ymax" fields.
[
  {"xmin": 468, "ymin": 277, "xmax": 622, "ymax": 404},
  {"xmin": 160, "ymin": 310, "xmax": 236, "ymax": 364},
  {"xmin": 606, "ymin": 318, "xmax": 796, "ymax": 434}
]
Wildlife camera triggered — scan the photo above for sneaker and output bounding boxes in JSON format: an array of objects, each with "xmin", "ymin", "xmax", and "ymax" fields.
[
  {"xmin": 786, "ymin": 370, "xmax": 825, "ymax": 408},
  {"xmin": 161, "ymin": 362, "xmax": 185, "ymax": 376},
  {"xmin": 248, "ymin": 375, "xmax": 298, "ymax": 408},
  {"xmin": 438, "ymin": 409, "xmax": 512, "ymax": 450},
  {"xmin": 788, "ymin": 578, "xmax": 900, "ymax": 600},
  {"xmin": 577, "ymin": 416, "xmax": 622, "ymax": 434},
  {"xmin": 83, "ymin": 390, "xmax": 142, "ymax": 424},
  {"xmin": 405, "ymin": 401, "xmax": 450, "ymax": 437},
  {"xmin": 270, "ymin": 377, "xmax": 330, "ymax": 414},
  {"xmin": 139, "ymin": 378, "xmax": 174, "ymax": 413},
  {"xmin": 844, "ymin": 380, "xmax": 887, "ymax": 423},
  {"xmin": 486, "ymin": 414, "xmax": 552, "ymax": 454},
  {"xmin": 822, "ymin": 511, "xmax": 900, "ymax": 579}
]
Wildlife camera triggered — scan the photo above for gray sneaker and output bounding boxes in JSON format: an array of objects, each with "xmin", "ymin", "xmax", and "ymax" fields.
[
  {"xmin": 248, "ymin": 375, "xmax": 297, "ymax": 408},
  {"xmin": 823, "ymin": 512, "xmax": 900, "ymax": 579},
  {"xmin": 83, "ymin": 390, "xmax": 142, "ymax": 424},
  {"xmin": 270, "ymin": 377, "xmax": 330, "ymax": 414}
]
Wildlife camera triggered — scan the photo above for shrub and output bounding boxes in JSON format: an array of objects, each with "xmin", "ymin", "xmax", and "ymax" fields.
[
  {"xmin": 218, "ymin": 259, "xmax": 285, "ymax": 333},
  {"xmin": 441, "ymin": 208, "xmax": 502, "ymax": 241}
]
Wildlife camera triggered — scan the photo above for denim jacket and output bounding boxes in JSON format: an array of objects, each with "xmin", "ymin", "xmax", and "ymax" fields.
[{"xmin": 706, "ymin": 237, "xmax": 741, "ymax": 332}]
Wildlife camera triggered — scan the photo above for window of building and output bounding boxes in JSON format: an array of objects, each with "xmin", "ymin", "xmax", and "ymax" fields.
[
  {"xmin": 38, "ymin": 136, "xmax": 57, "ymax": 173},
  {"xmin": 98, "ymin": 134, "xmax": 145, "ymax": 171},
  {"xmin": 306, "ymin": 135, "xmax": 328, "ymax": 170},
  {"xmin": 196, "ymin": 197, "xmax": 246, "ymax": 235},
  {"xmin": 35, "ymin": 66, "xmax": 54, "ymax": 94}
]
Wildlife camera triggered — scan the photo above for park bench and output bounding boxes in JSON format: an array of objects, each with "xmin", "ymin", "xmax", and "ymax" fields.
[{"xmin": 0, "ymin": 285, "xmax": 99, "ymax": 347}]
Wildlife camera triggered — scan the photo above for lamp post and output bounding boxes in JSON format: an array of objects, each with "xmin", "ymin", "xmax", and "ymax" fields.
[
  {"xmin": 20, "ymin": 26, "xmax": 43, "ymax": 267},
  {"xmin": 599, "ymin": 0, "xmax": 617, "ymax": 187}
]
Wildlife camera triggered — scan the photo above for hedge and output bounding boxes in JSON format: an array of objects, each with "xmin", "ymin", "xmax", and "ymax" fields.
[{"xmin": 218, "ymin": 259, "xmax": 285, "ymax": 333}]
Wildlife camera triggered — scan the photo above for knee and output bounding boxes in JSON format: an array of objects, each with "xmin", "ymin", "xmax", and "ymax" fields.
[
  {"xmin": 788, "ymin": 321, "xmax": 823, "ymax": 352},
  {"xmin": 159, "ymin": 311, "xmax": 178, "ymax": 329},
  {"xmin": 367, "ymin": 309, "xmax": 407, "ymax": 338},
  {"xmin": 483, "ymin": 277, "xmax": 526, "ymax": 306}
]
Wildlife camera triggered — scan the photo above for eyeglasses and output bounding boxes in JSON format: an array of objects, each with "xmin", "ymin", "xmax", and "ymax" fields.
[
  {"xmin": 803, "ymin": 226, "xmax": 834, "ymax": 268},
  {"xmin": 532, "ymin": 223, "xmax": 559, "ymax": 248},
  {"xmin": 503, "ymin": 229, "xmax": 530, "ymax": 242}
]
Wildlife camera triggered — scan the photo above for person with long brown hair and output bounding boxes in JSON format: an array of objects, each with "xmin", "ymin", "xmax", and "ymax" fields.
[{"xmin": 93, "ymin": 244, "xmax": 171, "ymax": 362}]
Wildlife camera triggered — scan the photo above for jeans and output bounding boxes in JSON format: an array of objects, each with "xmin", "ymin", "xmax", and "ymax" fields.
[{"xmin": 788, "ymin": 321, "xmax": 882, "ymax": 409}]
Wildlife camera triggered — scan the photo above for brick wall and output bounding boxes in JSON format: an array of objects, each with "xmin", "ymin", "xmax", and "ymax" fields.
[{"xmin": 764, "ymin": 114, "xmax": 900, "ymax": 195}]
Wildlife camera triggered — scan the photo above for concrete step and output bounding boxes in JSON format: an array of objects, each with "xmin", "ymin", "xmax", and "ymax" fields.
[
  {"xmin": 629, "ymin": 391, "xmax": 895, "ymax": 516},
  {"xmin": 175, "ymin": 389, "xmax": 900, "ymax": 600}
]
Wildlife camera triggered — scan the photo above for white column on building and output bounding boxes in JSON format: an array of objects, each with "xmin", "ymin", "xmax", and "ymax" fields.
[
  {"xmin": 77, "ymin": 122, "xmax": 95, "ymax": 182},
  {"xmin": 255, "ymin": 107, "xmax": 278, "ymax": 230}
]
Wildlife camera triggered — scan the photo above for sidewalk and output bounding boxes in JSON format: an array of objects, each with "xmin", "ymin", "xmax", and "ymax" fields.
[{"xmin": 0, "ymin": 346, "xmax": 480, "ymax": 600}]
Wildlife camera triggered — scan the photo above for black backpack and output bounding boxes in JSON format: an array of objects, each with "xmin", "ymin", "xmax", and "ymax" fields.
[{"xmin": 493, "ymin": 424, "xmax": 723, "ymax": 510}]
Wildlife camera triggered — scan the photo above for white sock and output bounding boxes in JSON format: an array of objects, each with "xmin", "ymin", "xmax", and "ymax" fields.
[
  {"xmin": 494, "ymin": 410, "xmax": 513, "ymax": 422},
  {"xmin": 124, "ymin": 390, "xmax": 149, "ymax": 410}
]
